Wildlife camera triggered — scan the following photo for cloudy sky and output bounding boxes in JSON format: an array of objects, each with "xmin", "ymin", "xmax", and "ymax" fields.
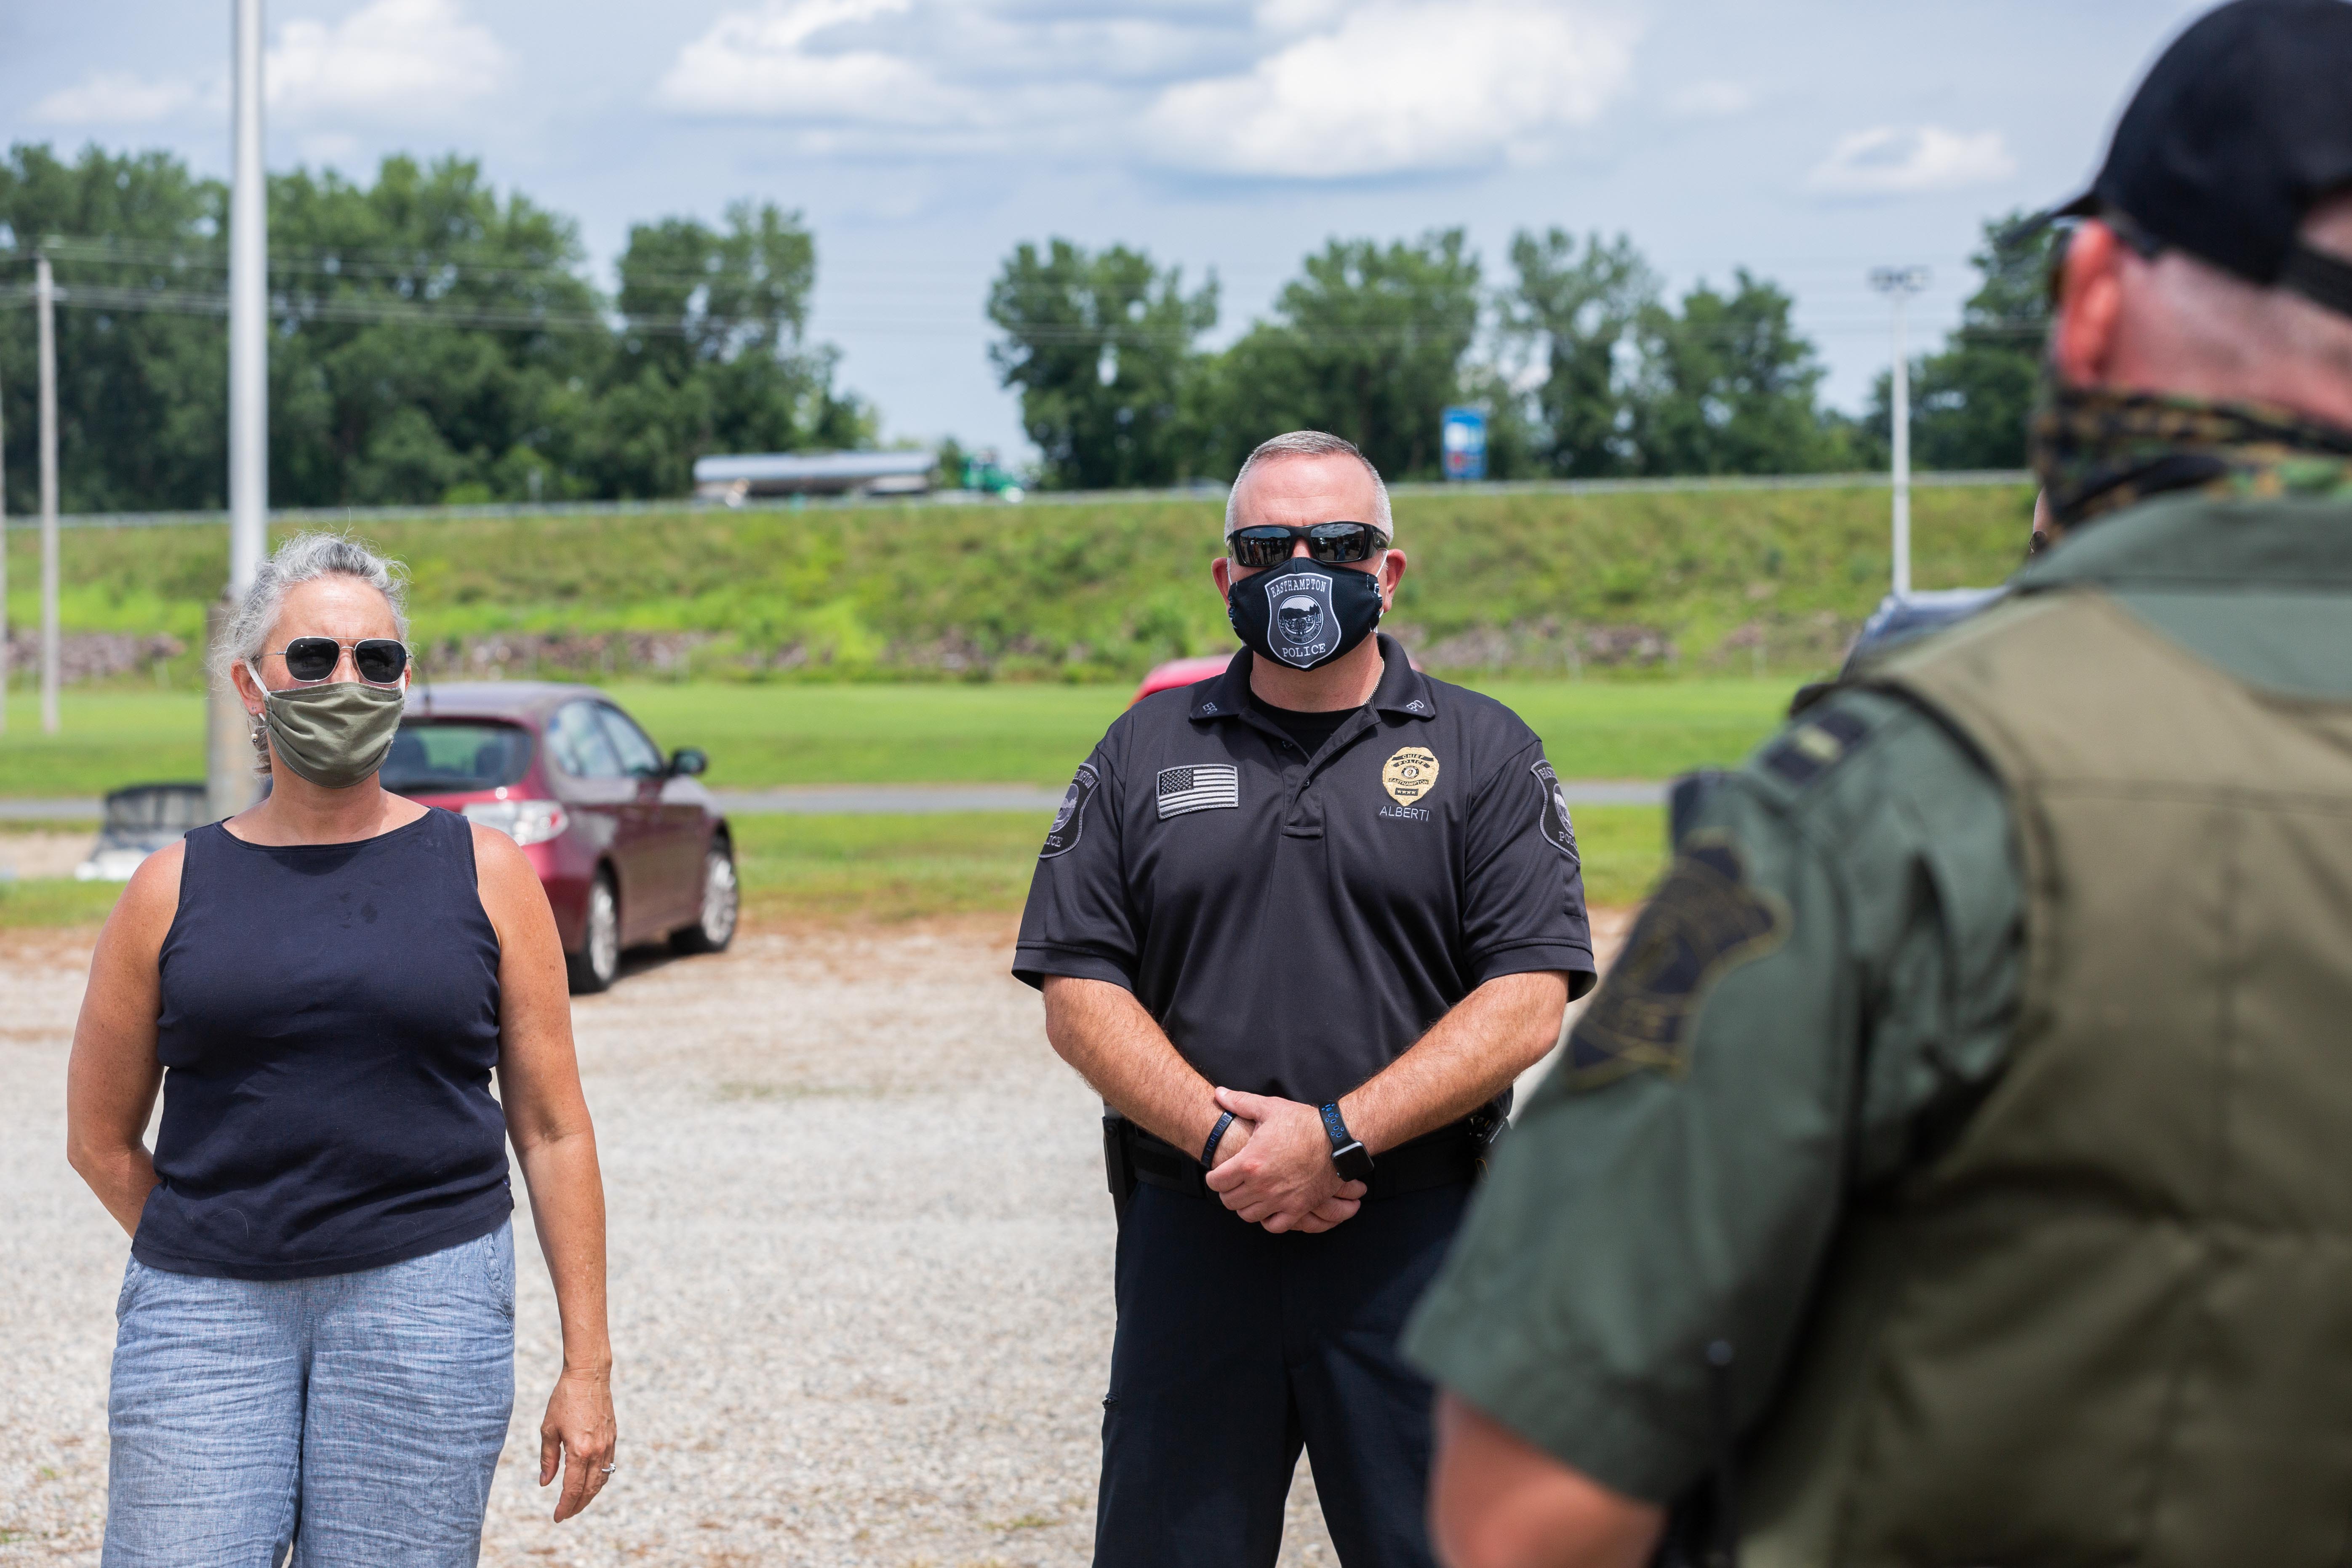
[{"xmin": 3, "ymin": 0, "xmax": 2208, "ymax": 458}]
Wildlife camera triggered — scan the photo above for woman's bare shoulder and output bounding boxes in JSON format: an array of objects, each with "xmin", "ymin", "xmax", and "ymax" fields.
[
  {"xmin": 97, "ymin": 838, "xmax": 188, "ymax": 965},
  {"xmin": 466, "ymin": 820, "xmax": 542, "ymax": 911}
]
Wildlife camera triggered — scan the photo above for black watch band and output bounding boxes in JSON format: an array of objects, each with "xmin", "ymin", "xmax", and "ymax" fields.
[
  {"xmin": 1319, "ymin": 1102, "xmax": 1376, "ymax": 1184},
  {"xmin": 1201, "ymin": 1110, "xmax": 1236, "ymax": 1170}
]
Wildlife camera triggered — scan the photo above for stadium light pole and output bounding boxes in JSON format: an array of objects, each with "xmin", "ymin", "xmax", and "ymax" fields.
[
  {"xmin": 210, "ymin": 0, "xmax": 269, "ymax": 821},
  {"xmin": 37, "ymin": 252, "xmax": 59, "ymax": 735},
  {"xmin": 1869, "ymin": 265, "xmax": 1930, "ymax": 599}
]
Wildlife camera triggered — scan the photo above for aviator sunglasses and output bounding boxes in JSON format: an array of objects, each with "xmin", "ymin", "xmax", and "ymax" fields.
[
  {"xmin": 258, "ymin": 637, "xmax": 410, "ymax": 685},
  {"xmin": 1228, "ymin": 521, "xmax": 1390, "ymax": 570}
]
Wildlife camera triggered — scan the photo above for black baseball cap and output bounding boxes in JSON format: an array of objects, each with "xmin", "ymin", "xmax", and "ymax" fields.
[{"xmin": 2032, "ymin": 0, "xmax": 2352, "ymax": 318}]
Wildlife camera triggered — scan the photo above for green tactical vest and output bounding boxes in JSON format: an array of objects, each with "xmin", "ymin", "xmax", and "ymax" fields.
[{"xmin": 1740, "ymin": 581, "xmax": 2352, "ymax": 1566}]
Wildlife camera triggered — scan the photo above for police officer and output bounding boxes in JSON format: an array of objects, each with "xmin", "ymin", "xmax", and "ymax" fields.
[
  {"xmin": 1015, "ymin": 430, "xmax": 1596, "ymax": 1567},
  {"xmin": 1403, "ymin": 4, "xmax": 2352, "ymax": 1565}
]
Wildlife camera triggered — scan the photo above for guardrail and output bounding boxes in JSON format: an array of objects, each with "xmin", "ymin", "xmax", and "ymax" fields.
[{"xmin": 2, "ymin": 469, "xmax": 2032, "ymax": 532}]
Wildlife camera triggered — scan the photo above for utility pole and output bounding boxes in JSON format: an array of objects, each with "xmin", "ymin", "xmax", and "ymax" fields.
[
  {"xmin": 1, "ymin": 327, "xmax": 9, "ymax": 738},
  {"xmin": 37, "ymin": 253, "xmax": 59, "ymax": 735},
  {"xmin": 1869, "ymin": 265, "xmax": 1929, "ymax": 600},
  {"xmin": 210, "ymin": 0, "xmax": 269, "ymax": 821}
]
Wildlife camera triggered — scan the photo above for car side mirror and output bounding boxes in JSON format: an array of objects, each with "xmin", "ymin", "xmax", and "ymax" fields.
[{"xmin": 667, "ymin": 747, "xmax": 708, "ymax": 778}]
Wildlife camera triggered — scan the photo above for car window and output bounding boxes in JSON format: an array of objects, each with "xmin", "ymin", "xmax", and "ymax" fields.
[
  {"xmin": 383, "ymin": 722, "xmax": 535, "ymax": 795},
  {"xmin": 597, "ymin": 706, "xmax": 666, "ymax": 777},
  {"xmin": 545, "ymin": 701, "xmax": 624, "ymax": 779}
]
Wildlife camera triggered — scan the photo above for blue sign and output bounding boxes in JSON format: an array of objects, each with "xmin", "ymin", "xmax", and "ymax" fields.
[{"xmin": 1441, "ymin": 406, "xmax": 1487, "ymax": 481}]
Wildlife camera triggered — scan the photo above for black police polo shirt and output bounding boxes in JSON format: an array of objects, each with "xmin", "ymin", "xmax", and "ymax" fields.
[{"xmin": 1014, "ymin": 635, "xmax": 1596, "ymax": 1107}]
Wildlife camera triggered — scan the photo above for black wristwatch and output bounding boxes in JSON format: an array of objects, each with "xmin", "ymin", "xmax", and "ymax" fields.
[
  {"xmin": 1201, "ymin": 1110, "xmax": 1237, "ymax": 1170},
  {"xmin": 1319, "ymin": 1102, "xmax": 1376, "ymax": 1184}
]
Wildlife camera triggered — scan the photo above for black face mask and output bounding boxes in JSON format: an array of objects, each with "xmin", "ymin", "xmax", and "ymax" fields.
[{"xmin": 1226, "ymin": 561, "xmax": 1385, "ymax": 671}]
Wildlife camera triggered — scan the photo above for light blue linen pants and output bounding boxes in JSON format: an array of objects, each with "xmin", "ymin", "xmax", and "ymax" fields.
[{"xmin": 104, "ymin": 1223, "xmax": 516, "ymax": 1568}]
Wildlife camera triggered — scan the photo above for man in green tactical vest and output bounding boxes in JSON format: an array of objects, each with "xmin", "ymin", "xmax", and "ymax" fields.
[{"xmin": 1400, "ymin": 3, "xmax": 2352, "ymax": 1565}]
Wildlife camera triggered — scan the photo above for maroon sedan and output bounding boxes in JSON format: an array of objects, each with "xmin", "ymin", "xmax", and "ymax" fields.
[{"xmin": 386, "ymin": 682, "xmax": 738, "ymax": 993}]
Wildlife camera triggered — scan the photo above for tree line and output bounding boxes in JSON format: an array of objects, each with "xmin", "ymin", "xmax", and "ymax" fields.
[
  {"xmin": 0, "ymin": 143, "xmax": 866, "ymax": 514},
  {"xmin": 987, "ymin": 218, "xmax": 2056, "ymax": 491},
  {"xmin": 0, "ymin": 141, "xmax": 2054, "ymax": 513}
]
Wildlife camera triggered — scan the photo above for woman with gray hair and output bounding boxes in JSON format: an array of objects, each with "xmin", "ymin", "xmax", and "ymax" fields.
[{"xmin": 65, "ymin": 531, "xmax": 617, "ymax": 1564}]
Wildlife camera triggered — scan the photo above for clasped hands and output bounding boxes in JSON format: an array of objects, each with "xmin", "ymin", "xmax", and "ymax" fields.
[{"xmin": 1202, "ymin": 1087, "xmax": 1368, "ymax": 1234}]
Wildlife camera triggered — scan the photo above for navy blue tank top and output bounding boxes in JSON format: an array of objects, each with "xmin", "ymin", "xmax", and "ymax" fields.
[{"xmin": 137, "ymin": 807, "xmax": 511, "ymax": 1280}]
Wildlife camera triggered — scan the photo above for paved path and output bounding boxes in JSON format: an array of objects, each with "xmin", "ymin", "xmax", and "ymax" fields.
[
  {"xmin": 1, "ymin": 780, "xmax": 1668, "ymax": 823},
  {"xmin": 712, "ymin": 784, "xmax": 1073, "ymax": 814},
  {"xmin": 0, "ymin": 801, "xmax": 102, "ymax": 823}
]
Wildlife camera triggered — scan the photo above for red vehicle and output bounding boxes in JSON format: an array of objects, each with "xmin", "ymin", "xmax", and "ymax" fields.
[
  {"xmin": 386, "ymin": 682, "xmax": 737, "ymax": 994},
  {"xmin": 1130, "ymin": 655, "xmax": 1237, "ymax": 704}
]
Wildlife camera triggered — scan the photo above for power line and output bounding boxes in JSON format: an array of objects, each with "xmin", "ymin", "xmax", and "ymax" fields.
[
  {"xmin": 2, "ymin": 231, "xmax": 2016, "ymax": 315},
  {"xmin": 0, "ymin": 278, "xmax": 2049, "ymax": 351},
  {"xmin": 3, "ymin": 235, "xmax": 809, "ymax": 298}
]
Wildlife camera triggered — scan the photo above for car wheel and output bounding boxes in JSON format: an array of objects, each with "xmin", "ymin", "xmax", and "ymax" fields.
[
  {"xmin": 567, "ymin": 871, "xmax": 621, "ymax": 994},
  {"xmin": 672, "ymin": 840, "xmax": 739, "ymax": 955}
]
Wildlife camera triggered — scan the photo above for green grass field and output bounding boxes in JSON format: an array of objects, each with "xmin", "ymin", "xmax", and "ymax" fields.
[
  {"xmin": 1, "ymin": 803, "xmax": 1671, "ymax": 934},
  {"xmin": 0, "ymin": 693, "xmax": 212, "ymax": 797},
  {"xmin": 0, "ymin": 670, "xmax": 1724, "ymax": 928},
  {"xmin": 0, "ymin": 875, "xmax": 124, "ymax": 929},
  {"xmin": 1, "ymin": 677, "xmax": 1797, "ymax": 797},
  {"xmin": 731, "ymin": 803, "xmax": 1667, "ymax": 922}
]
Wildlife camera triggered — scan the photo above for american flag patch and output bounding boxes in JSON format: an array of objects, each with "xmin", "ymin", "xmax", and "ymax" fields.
[{"xmin": 1157, "ymin": 763, "xmax": 1240, "ymax": 819}]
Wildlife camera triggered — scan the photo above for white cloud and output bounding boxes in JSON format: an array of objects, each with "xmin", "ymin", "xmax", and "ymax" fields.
[
  {"xmin": 28, "ymin": 0, "xmax": 505, "ymax": 133},
  {"xmin": 655, "ymin": 0, "xmax": 975, "ymax": 126},
  {"xmin": 29, "ymin": 71, "xmax": 203, "ymax": 126},
  {"xmin": 647, "ymin": 0, "xmax": 1638, "ymax": 168},
  {"xmin": 268, "ymin": 0, "xmax": 508, "ymax": 124},
  {"xmin": 1253, "ymin": 0, "xmax": 1352, "ymax": 34},
  {"xmin": 1142, "ymin": 1, "xmax": 1639, "ymax": 179},
  {"xmin": 1665, "ymin": 80, "xmax": 1753, "ymax": 119},
  {"xmin": 1807, "ymin": 124, "xmax": 2015, "ymax": 196}
]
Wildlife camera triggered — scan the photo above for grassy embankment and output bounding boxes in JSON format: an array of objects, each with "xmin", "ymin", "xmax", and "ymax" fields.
[{"xmin": 1, "ymin": 480, "xmax": 2030, "ymax": 686}]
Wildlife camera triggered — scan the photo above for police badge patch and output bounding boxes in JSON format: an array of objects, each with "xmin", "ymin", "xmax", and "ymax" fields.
[
  {"xmin": 1562, "ymin": 833, "xmax": 1788, "ymax": 1091},
  {"xmin": 1531, "ymin": 759, "xmax": 1578, "ymax": 863},
  {"xmin": 1040, "ymin": 762, "xmax": 1099, "ymax": 858},
  {"xmin": 1260, "ymin": 571, "xmax": 1337, "ymax": 669},
  {"xmin": 1383, "ymin": 747, "xmax": 1440, "ymax": 805}
]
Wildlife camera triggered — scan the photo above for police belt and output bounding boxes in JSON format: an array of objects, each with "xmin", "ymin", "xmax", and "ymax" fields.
[{"xmin": 1109, "ymin": 1117, "xmax": 1488, "ymax": 1203}]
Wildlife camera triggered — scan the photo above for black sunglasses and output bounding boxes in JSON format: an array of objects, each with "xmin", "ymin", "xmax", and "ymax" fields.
[
  {"xmin": 1228, "ymin": 522, "xmax": 1391, "ymax": 570},
  {"xmin": 261, "ymin": 637, "xmax": 410, "ymax": 685},
  {"xmin": 2045, "ymin": 208, "xmax": 2166, "ymax": 308}
]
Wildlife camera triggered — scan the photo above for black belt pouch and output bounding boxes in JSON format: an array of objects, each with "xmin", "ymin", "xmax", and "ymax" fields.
[{"xmin": 1103, "ymin": 1115, "xmax": 1139, "ymax": 1224}]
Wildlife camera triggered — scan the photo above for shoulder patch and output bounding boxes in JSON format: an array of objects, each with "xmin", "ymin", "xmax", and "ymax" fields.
[
  {"xmin": 1758, "ymin": 706, "xmax": 1872, "ymax": 789},
  {"xmin": 1562, "ymin": 833, "xmax": 1789, "ymax": 1091},
  {"xmin": 1531, "ymin": 758, "xmax": 1578, "ymax": 862},
  {"xmin": 1040, "ymin": 763, "xmax": 1100, "ymax": 859}
]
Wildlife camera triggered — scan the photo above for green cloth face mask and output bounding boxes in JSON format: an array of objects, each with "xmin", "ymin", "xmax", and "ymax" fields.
[{"xmin": 247, "ymin": 666, "xmax": 406, "ymax": 789}]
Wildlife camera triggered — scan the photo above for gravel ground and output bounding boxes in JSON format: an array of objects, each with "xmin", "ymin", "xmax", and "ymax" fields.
[{"xmin": 0, "ymin": 909, "xmax": 1629, "ymax": 1568}]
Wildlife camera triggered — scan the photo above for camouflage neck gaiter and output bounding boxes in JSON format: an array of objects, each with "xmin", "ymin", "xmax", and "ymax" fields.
[{"xmin": 2029, "ymin": 381, "xmax": 2352, "ymax": 528}]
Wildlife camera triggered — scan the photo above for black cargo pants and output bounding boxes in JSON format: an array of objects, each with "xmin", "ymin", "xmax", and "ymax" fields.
[{"xmin": 1093, "ymin": 1179, "xmax": 1470, "ymax": 1568}]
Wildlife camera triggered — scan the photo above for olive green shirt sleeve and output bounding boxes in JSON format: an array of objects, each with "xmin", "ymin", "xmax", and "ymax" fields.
[{"xmin": 1400, "ymin": 688, "xmax": 2025, "ymax": 1505}]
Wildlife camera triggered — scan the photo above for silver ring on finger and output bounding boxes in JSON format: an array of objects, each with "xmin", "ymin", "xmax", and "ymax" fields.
[{"xmin": 600, "ymin": 1465, "xmax": 616, "ymax": 1475}]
